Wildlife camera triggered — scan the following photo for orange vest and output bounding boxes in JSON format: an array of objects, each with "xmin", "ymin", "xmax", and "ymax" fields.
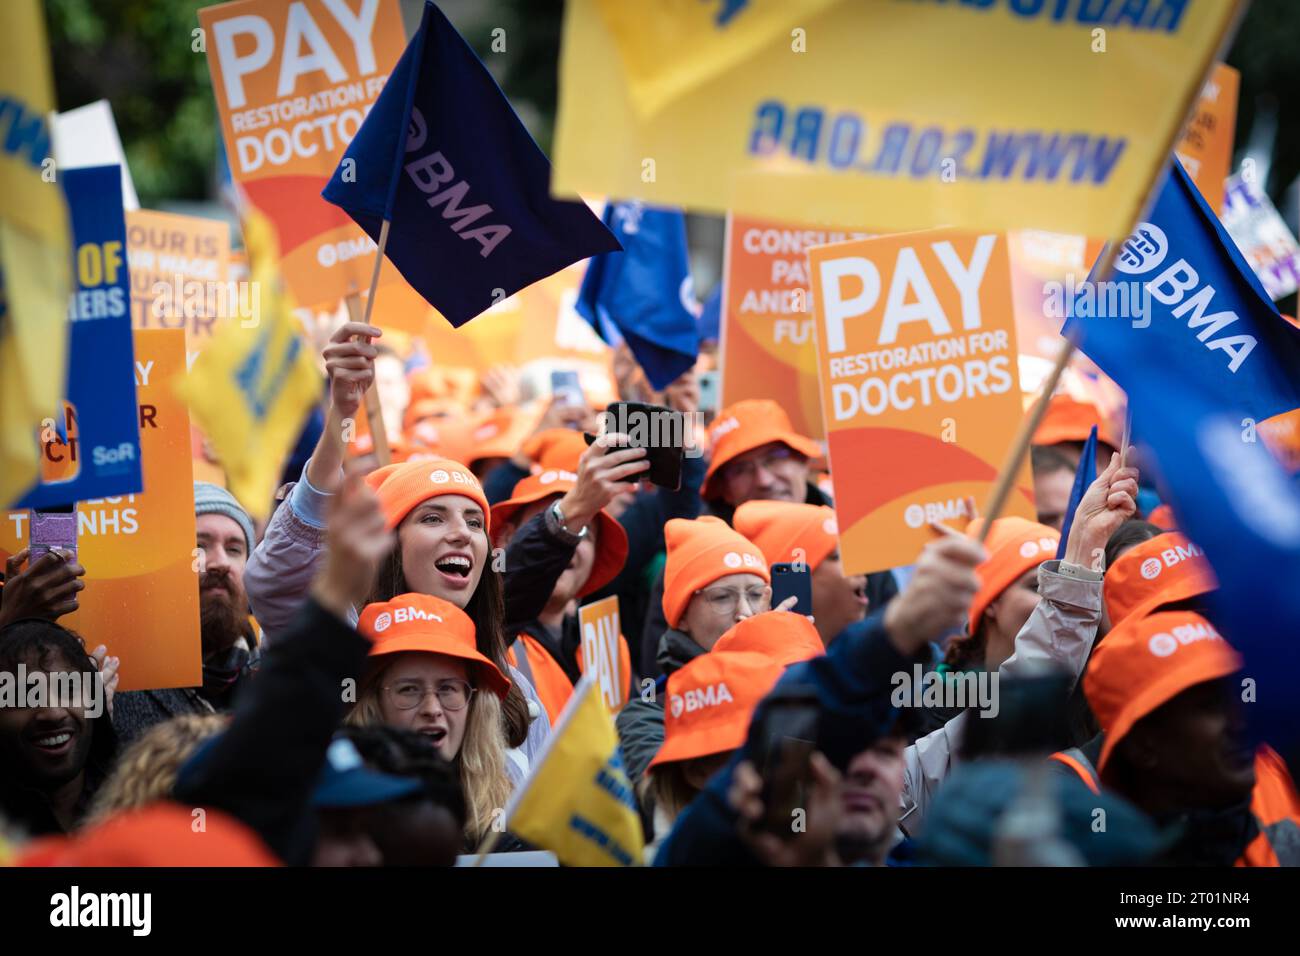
[
  {"xmin": 507, "ymin": 631, "xmax": 632, "ymax": 726},
  {"xmin": 1051, "ymin": 744, "xmax": 1300, "ymax": 867}
]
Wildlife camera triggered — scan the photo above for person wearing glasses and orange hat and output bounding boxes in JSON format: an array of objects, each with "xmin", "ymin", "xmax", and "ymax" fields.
[
  {"xmin": 616, "ymin": 516, "xmax": 775, "ymax": 791},
  {"xmin": 1063, "ymin": 611, "xmax": 1300, "ymax": 866},
  {"xmin": 349, "ymin": 593, "xmax": 515, "ymax": 848},
  {"xmin": 639, "ymin": 399, "xmax": 898, "ymax": 676}
]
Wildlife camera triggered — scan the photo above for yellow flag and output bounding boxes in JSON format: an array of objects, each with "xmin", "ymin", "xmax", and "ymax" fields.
[
  {"xmin": 505, "ymin": 673, "xmax": 645, "ymax": 866},
  {"xmin": 173, "ymin": 208, "xmax": 320, "ymax": 521},
  {"xmin": 0, "ymin": 0, "xmax": 71, "ymax": 507},
  {"xmin": 592, "ymin": 0, "xmax": 840, "ymax": 119},
  {"xmin": 556, "ymin": 0, "xmax": 1241, "ymax": 237}
]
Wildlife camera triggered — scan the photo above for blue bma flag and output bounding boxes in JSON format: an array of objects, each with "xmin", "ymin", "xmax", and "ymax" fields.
[
  {"xmin": 322, "ymin": 1, "xmax": 619, "ymax": 327},
  {"xmin": 1128, "ymin": 372, "xmax": 1300, "ymax": 761},
  {"xmin": 1055, "ymin": 425, "xmax": 1097, "ymax": 560},
  {"xmin": 576, "ymin": 201, "xmax": 700, "ymax": 390},
  {"xmin": 1062, "ymin": 159, "xmax": 1300, "ymax": 421}
]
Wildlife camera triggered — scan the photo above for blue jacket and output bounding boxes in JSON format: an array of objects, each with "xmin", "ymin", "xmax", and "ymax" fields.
[{"xmin": 654, "ymin": 613, "xmax": 920, "ymax": 866}]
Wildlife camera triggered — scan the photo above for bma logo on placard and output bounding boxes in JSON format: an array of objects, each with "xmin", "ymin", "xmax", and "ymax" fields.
[{"xmin": 1115, "ymin": 223, "xmax": 1169, "ymax": 276}]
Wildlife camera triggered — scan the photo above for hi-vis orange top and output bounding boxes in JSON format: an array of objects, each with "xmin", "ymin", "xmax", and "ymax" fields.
[{"xmin": 508, "ymin": 632, "xmax": 631, "ymax": 726}]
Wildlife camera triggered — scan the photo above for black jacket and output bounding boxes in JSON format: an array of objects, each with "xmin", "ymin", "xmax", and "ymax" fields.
[
  {"xmin": 172, "ymin": 596, "xmax": 369, "ymax": 865},
  {"xmin": 615, "ymin": 628, "xmax": 707, "ymax": 787}
]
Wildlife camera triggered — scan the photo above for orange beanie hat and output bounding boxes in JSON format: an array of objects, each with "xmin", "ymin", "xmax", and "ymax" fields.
[
  {"xmin": 1103, "ymin": 531, "xmax": 1216, "ymax": 628},
  {"xmin": 1084, "ymin": 611, "xmax": 1241, "ymax": 775},
  {"xmin": 364, "ymin": 458, "xmax": 489, "ymax": 531},
  {"xmin": 733, "ymin": 500, "xmax": 839, "ymax": 571},
  {"xmin": 711, "ymin": 610, "xmax": 825, "ymax": 666},
  {"xmin": 966, "ymin": 517, "xmax": 1059, "ymax": 635},
  {"xmin": 661, "ymin": 516, "xmax": 769, "ymax": 629},
  {"xmin": 520, "ymin": 428, "xmax": 590, "ymax": 472}
]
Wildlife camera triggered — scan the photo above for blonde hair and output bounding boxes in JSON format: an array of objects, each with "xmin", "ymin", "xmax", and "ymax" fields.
[
  {"xmin": 347, "ymin": 656, "xmax": 512, "ymax": 844},
  {"xmin": 86, "ymin": 713, "xmax": 229, "ymax": 826}
]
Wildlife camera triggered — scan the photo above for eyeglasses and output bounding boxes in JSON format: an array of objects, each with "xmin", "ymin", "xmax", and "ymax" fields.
[
  {"xmin": 695, "ymin": 586, "xmax": 770, "ymax": 616},
  {"xmin": 723, "ymin": 446, "xmax": 800, "ymax": 482},
  {"xmin": 383, "ymin": 679, "xmax": 475, "ymax": 711}
]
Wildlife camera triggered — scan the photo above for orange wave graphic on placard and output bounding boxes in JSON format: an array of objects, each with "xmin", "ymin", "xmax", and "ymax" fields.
[
  {"xmin": 829, "ymin": 427, "xmax": 1002, "ymax": 528},
  {"xmin": 244, "ymin": 175, "xmax": 352, "ymax": 255}
]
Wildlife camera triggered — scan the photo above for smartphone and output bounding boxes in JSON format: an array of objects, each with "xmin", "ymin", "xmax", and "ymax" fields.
[
  {"xmin": 550, "ymin": 369, "xmax": 584, "ymax": 410},
  {"xmin": 752, "ymin": 685, "xmax": 821, "ymax": 836},
  {"xmin": 29, "ymin": 504, "xmax": 77, "ymax": 564},
  {"xmin": 585, "ymin": 401, "xmax": 684, "ymax": 490},
  {"xmin": 697, "ymin": 370, "xmax": 720, "ymax": 414},
  {"xmin": 770, "ymin": 562, "xmax": 812, "ymax": 617}
]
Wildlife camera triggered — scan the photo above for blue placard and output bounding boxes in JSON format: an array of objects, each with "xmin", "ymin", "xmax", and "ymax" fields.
[{"xmin": 17, "ymin": 165, "xmax": 142, "ymax": 507}]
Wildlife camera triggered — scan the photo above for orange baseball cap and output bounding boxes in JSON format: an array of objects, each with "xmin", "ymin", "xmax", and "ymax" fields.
[
  {"xmin": 1084, "ymin": 611, "xmax": 1241, "ymax": 775},
  {"xmin": 703, "ymin": 399, "xmax": 822, "ymax": 501},
  {"xmin": 711, "ymin": 610, "xmax": 825, "ymax": 665},
  {"xmin": 966, "ymin": 517, "xmax": 1059, "ymax": 636},
  {"xmin": 520, "ymin": 428, "xmax": 589, "ymax": 471},
  {"xmin": 662, "ymin": 516, "xmax": 770, "ymax": 629},
  {"xmin": 1103, "ymin": 532, "xmax": 1217, "ymax": 628},
  {"xmin": 490, "ymin": 469, "xmax": 629, "ymax": 597},
  {"xmin": 1032, "ymin": 395, "xmax": 1121, "ymax": 451},
  {"xmin": 358, "ymin": 593, "xmax": 511, "ymax": 700},
  {"xmin": 733, "ymin": 500, "xmax": 839, "ymax": 571},
  {"xmin": 364, "ymin": 458, "xmax": 489, "ymax": 531},
  {"xmin": 648, "ymin": 650, "xmax": 788, "ymax": 770},
  {"xmin": 18, "ymin": 803, "xmax": 280, "ymax": 867}
]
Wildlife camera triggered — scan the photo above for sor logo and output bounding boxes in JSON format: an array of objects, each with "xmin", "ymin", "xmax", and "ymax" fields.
[
  {"xmin": 669, "ymin": 694, "xmax": 684, "ymax": 718},
  {"xmin": 1114, "ymin": 222, "xmax": 1169, "ymax": 275},
  {"xmin": 1148, "ymin": 632, "xmax": 1179, "ymax": 657},
  {"xmin": 373, "ymin": 612, "xmax": 393, "ymax": 633},
  {"xmin": 1140, "ymin": 558, "xmax": 1163, "ymax": 580}
]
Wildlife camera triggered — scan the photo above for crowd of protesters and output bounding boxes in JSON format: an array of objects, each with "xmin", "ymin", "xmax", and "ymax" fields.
[{"xmin": 1, "ymin": 323, "xmax": 1297, "ymax": 868}]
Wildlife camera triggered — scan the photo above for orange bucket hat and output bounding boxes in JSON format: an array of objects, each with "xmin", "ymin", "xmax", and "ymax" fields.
[
  {"xmin": 711, "ymin": 610, "xmax": 825, "ymax": 666},
  {"xmin": 1083, "ymin": 610, "xmax": 1241, "ymax": 775},
  {"xmin": 1103, "ymin": 531, "xmax": 1217, "ymax": 628},
  {"xmin": 17, "ymin": 803, "xmax": 281, "ymax": 867},
  {"xmin": 1032, "ymin": 394, "xmax": 1121, "ymax": 451},
  {"xmin": 520, "ymin": 427, "xmax": 590, "ymax": 472},
  {"xmin": 703, "ymin": 399, "xmax": 822, "ymax": 501},
  {"xmin": 364, "ymin": 458, "xmax": 489, "ymax": 532},
  {"xmin": 358, "ymin": 593, "xmax": 511, "ymax": 700},
  {"xmin": 733, "ymin": 500, "xmax": 839, "ymax": 572},
  {"xmin": 965, "ymin": 517, "xmax": 1059, "ymax": 636},
  {"xmin": 661, "ymin": 516, "xmax": 770, "ymax": 629},
  {"xmin": 648, "ymin": 650, "xmax": 789, "ymax": 770},
  {"xmin": 490, "ymin": 469, "xmax": 629, "ymax": 597}
]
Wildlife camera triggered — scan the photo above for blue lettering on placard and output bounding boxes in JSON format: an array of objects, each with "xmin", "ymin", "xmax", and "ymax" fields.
[
  {"xmin": 235, "ymin": 328, "xmax": 303, "ymax": 420},
  {"xmin": 710, "ymin": 0, "xmax": 749, "ymax": 28},
  {"xmin": 569, "ymin": 814, "xmax": 634, "ymax": 866},
  {"xmin": 0, "ymin": 97, "xmax": 51, "ymax": 168}
]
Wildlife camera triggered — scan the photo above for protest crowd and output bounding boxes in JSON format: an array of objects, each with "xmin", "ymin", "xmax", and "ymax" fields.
[{"xmin": 2, "ymin": 0, "xmax": 1300, "ymax": 879}]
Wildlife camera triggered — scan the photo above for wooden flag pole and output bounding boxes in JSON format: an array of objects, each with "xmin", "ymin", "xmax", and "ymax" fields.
[
  {"xmin": 344, "ymin": 220, "xmax": 393, "ymax": 467},
  {"xmin": 977, "ymin": 3, "xmax": 1245, "ymax": 543}
]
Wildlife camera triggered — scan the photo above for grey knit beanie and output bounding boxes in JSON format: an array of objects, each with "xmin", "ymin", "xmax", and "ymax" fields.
[{"xmin": 193, "ymin": 482, "xmax": 256, "ymax": 554}]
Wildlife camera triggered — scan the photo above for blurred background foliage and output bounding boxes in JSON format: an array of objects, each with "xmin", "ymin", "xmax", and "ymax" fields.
[{"xmin": 45, "ymin": 0, "xmax": 1300, "ymax": 228}]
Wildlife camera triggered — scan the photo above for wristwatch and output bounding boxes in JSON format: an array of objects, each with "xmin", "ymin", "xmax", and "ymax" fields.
[{"xmin": 545, "ymin": 499, "xmax": 588, "ymax": 544}]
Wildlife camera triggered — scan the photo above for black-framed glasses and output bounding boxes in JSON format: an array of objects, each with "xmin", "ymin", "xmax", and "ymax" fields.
[{"xmin": 383, "ymin": 678, "xmax": 475, "ymax": 711}]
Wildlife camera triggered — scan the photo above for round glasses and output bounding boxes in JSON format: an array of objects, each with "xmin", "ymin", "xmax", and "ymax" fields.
[
  {"xmin": 723, "ymin": 446, "xmax": 799, "ymax": 482},
  {"xmin": 383, "ymin": 678, "xmax": 475, "ymax": 711},
  {"xmin": 695, "ymin": 585, "xmax": 769, "ymax": 616}
]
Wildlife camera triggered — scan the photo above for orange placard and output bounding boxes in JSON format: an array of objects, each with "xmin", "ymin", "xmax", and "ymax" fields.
[
  {"xmin": 1174, "ymin": 62, "xmax": 1239, "ymax": 214},
  {"xmin": 578, "ymin": 595, "xmax": 626, "ymax": 713},
  {"xmin": 720, "ymin": 216, "xmax": 871, "ymax": 440},
  {"xmin": 199, "ymin": 0, "xmax": 408, "ymax": 307},
  {"xmin": 806, "ymin": 230, "xmax": 1035, "ymax": 575},
  {"xmin": 1005, "ymin": 230, "xmax": 1107, "ymax": 366},
  {"xmin": 2, "ymin": 330, "xmax": 202, "ymax": 691},
  {"xmin": 127, "ymin": 209, "xmax": 232, "ymax": 357}
]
